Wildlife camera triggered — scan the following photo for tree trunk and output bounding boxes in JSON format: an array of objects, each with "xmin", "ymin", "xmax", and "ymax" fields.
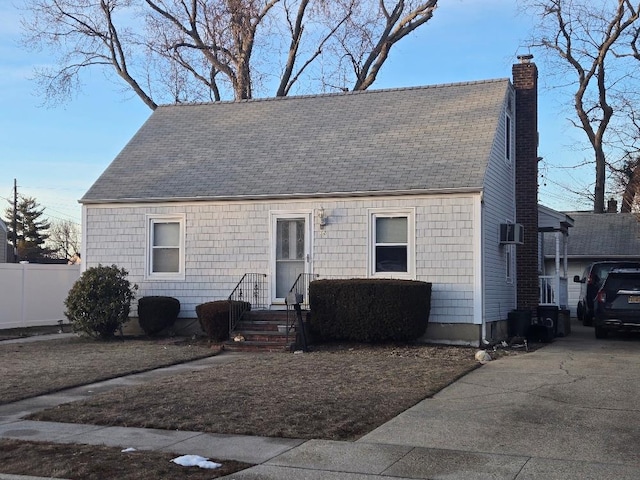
[{"xmin": 594, "ymin": 147, "xmax": 607, "ymax": 213}]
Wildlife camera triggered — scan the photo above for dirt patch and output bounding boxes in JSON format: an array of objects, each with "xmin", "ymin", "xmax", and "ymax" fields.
[
  {"xmin": 0, "ymin": 336, "xmax": 217, "ymax": 404},
  {"xmin": 0, "ymin": 439, "xmax": 251, "ymax": 480},
  {"xmin": 30, "ymin": 343, "xmax": 481, "ymax": 441}
]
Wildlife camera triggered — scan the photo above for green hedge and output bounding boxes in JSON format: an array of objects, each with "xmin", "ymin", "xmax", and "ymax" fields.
[
  {"xmin": 196, "ymin": 300, "xmax": 251, "ymax": 342},
  {"xmin": 308, "ymin": 279, "xmax": 431, "ymax": 342},
  {"xmin": 64, "ymin": 264, "xmax": 137, "ymax": 339},
  {"xmin": 137, "ymin": 296, "xmax": 180, "ymax": 336}
]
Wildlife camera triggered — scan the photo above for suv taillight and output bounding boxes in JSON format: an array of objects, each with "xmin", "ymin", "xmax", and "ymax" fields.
[{"xmin": 596, "ymin": 291, "xmax": 606, "ymax": 303}]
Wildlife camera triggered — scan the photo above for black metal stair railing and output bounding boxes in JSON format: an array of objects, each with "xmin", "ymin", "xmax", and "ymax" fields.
[
  {"xmin": 285, "ymin": 273, "xmax": 319, "ymax": 351},
  {"xmin": 228, "ymin": 273, "xmax": 268, "ymax": 334},
  {"xmin": 286, "ymin": 272, "xmax": 318, "ymax": 311},
  {"xmin": 285, "ymin": 273, "xmax": 319, "ymax": 342}
]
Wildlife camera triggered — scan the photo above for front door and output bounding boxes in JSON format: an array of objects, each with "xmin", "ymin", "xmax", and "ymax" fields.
[{"xmin": 272, "ymin": 213, "xmax": 311, "ymax": 303}]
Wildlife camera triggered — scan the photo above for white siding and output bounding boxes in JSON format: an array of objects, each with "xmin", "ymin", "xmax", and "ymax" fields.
[
  {"xmin": 480, "ymin": 87, "xmax": 518, "ymax": 322},
  {"xmin": 84, "ymin": 194, "xmax": 478, "ymax": 324}
]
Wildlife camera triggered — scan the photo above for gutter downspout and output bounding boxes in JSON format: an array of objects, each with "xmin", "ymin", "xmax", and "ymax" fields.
[{"xmin": 474, "ymin": 193, "xmax": 486, "ymax": 345}]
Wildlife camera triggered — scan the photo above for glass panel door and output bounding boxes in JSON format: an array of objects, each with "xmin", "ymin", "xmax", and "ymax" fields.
[{"xmin": 275, "ymin": 218, "xmax": 306, "ymax": 299}]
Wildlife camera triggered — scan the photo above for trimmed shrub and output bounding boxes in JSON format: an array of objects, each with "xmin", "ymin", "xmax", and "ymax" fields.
[
  {"xmin": 196, "ymin": 300, "xmax": 251, "ymax": 342},
  {"xmin": 137, "ymin": 296, "xmax": 180, "ymax": 336},
  {"xmin": 65, "ymin": 264, "xmax": 138, "ymax": 339},
  {"xmin": 308, "ymin": 278, "xmax": 431, "ymax": 343}
]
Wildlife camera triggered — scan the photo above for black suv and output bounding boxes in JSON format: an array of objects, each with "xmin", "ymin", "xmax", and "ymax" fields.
[
  {"xmin": 593, "ymin": 268, "xmax": 640, "ymax": 338},
  {"xmin": 574, "ymin": 261, "xmax": 640, "ymax": 326}
]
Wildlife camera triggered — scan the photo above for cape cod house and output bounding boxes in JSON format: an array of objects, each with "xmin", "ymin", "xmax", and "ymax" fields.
[{"xmin": 80, "ymin": 56, "xmax": 551, "ymax": 346}]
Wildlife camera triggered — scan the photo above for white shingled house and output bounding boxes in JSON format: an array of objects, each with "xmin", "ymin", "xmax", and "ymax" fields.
[{"xmin": 80, "ymin": 56, "xmax": 557, "ymax": 346}]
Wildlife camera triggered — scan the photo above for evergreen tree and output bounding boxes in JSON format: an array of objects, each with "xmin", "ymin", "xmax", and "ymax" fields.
[{"xmin": 3, "ymin": 196, "xmax": 53, "ymax": 261}]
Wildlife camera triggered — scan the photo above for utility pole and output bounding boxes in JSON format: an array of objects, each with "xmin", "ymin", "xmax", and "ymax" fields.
[{"xmin": 12, "ymin": 178, "xmax": 18, "ymax": 262}]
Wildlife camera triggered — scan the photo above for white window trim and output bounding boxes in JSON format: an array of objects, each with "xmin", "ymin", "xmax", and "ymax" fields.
[
  {"xmin": 145, "ymin": 214, "xmax": 186, "ymax": 280},
  {"xmin": 505, "ymin": 112, "xmax": 513, "ymax": 164},
  {"xmin": 368, "ymin": 208, "xmax": 415, "ymax": 279},
  {"xmin": 505, "ymin": 243, "xmax": 515, "ymax": 284},
  {"xmin": 503, "ymin": 218, "xmax": 515, "ymax": 284}
]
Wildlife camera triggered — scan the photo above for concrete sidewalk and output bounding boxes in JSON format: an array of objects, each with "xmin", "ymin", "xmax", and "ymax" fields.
[{"xmin": 2, "ymin": 324, "xmax": 640, "ymax": 479}]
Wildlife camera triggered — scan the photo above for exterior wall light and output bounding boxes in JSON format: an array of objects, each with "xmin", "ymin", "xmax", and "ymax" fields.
[{"xmin": 318, "ymin": 207, "xmax": 327, "ymax": 228}]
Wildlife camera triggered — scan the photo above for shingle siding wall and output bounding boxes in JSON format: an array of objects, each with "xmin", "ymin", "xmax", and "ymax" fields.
[
  {"xmin": 84, "ymin": 195, "xmax": 478, "ymax": 324},
  {"xmin": 481, "ymin": 89, "xmax": 518, "ymax": 322}
]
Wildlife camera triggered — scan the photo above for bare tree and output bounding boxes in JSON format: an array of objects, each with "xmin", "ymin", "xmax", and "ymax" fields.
[
  {"xmin": 526, "ymin": 0, "xmax": 640, "ymax": 213},
  {"xmin": 48, "ymin": 219, "xmax": 81, "ymax": 261},
  {"xmin": 21, "ymin": 0, "xmax": 438, "ymax": 106}
]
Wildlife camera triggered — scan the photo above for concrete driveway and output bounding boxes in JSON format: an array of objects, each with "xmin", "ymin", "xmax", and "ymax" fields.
[{"xmin": 354, "ymin": 323, "xmax": 640, "ymax": 479}]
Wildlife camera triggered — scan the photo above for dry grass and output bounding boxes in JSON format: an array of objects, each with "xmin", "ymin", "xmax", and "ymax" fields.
[
  {"xmin": 0, "ymin": 336, "xmax": 217, "ymax": 404},
  {"xmin": 30, "ymin": 343, "xmax": 481, "ymax": 440},
  {"xmin": 0, "ymin": 439, "xmax": 250, "ymax": 480}
]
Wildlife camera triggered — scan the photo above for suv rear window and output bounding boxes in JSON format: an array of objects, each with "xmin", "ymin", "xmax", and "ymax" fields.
[
  {"xmin": 592, "ymin": 263, "xmax": 640, "ymax": 284},
  {"xmin": 603, "ymin": 273, "xmax": 640, "ymax": 293}
]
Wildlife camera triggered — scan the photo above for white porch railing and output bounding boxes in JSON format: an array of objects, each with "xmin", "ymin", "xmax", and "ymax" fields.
[{"xmin": 539, "ymin": 275, "xmax": 568, "ymax": 308}]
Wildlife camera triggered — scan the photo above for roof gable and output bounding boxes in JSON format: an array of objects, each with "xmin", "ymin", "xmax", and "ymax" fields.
[{"xmin": 82, "ymin": 79, "xmax": 511, "ymax": 203}]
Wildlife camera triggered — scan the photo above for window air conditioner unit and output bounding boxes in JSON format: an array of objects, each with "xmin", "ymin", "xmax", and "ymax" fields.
[{"xmin": 500, "ymin": 223, "xmax": 524, "ymax": 244}]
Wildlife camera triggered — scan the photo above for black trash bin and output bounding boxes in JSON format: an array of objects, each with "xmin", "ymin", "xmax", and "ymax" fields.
[
  {"xmin": 508, "ymin": 309, "xmax": 531, "ymax": 338},
  {"xmin": 534, "ymin": 305, "xmax": 559, "ymax": 342}
]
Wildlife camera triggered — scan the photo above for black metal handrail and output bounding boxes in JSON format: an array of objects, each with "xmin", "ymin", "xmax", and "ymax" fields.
[
  {"xmin": 285, "ymin": 273, "xmax": 318, "ymax": 342},
  {"xmin": 228, "ymin": 273, "xmax": 268, "ymax": 334},
  {"xmin": 287, "ymin": 273, "xmax": 318, "ymax": 310}
]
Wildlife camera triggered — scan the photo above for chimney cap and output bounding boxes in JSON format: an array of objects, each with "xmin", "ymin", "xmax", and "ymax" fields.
[{"xmin": 517, "ymin": 54, "xmax": 534, "ymax": 63}]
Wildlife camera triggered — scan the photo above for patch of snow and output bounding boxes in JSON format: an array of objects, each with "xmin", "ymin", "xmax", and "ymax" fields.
[
  {"xmin": 121, "ymin": 447, "xmax": 137, "ymax": 453},
  {"xmin": 474, "ymin": 350, "xmax": 492, "ymax": 363},
  {"xmin": 171, "ymin": 455, "xmax": 222, "ymax": 469}
]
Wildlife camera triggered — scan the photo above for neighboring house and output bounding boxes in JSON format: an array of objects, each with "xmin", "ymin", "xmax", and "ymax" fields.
[
  {"xmin": 80, "ymin": 56, "xmax": 545, "ymax": 346},
  {"xmin": 544, "ymin": 205, "xmax": 640, "ymax": 318},
  {"xmin": 538, "ymin": 205, "xmax": 574, "ymax": 310}
]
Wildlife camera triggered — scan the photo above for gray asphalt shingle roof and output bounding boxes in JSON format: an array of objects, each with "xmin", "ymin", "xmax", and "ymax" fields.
[
  {"xmin": 549, "ymin": 212, "xmax": 640, "ymax": 258},
  {"xmin": 81, "ymin": 79, "xmax": 511, "ymax": 203}
]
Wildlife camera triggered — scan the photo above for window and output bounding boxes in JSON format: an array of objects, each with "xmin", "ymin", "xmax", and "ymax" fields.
[
  {"xmin": 147, "ymin": 215, "xmax": 185, "ymax": 279},
  {"xmin": 369, "ymin": 210, "xmax": 414, "ymax": 278},
  {"xmin": 505, "ymin": 114, "xmax": 512, "ymax": 163},
  {"xmin": 506, "ymin": 243, "xmax": 514, "ymax": 283}
]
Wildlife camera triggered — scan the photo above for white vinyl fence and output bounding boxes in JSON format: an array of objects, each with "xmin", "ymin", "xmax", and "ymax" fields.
[{"xmin": 0, "ymin": 263, "xmax": 81, "ymax": 330}]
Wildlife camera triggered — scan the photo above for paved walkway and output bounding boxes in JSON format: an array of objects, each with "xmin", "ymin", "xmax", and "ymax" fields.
[{"xmin": 1, "ymin": 324, "xmax": 640, "ymax": 479}]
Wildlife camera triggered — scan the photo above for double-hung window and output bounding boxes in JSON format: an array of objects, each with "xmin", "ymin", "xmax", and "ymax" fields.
[
  {"xmin": 369, "ymin": 209, "xmax": 415, "ymax": 278},
  {"xmin": 147, "ymin": 215, "xmax": 185, "ymax": 279}
]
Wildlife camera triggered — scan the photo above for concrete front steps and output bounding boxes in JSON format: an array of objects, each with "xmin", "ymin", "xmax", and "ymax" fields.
[{"xmin": 225, "ymin": 310, "xmax": 300, "ymax": 352}]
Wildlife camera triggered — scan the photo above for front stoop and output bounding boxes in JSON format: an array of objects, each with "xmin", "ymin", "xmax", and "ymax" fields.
[{"xmin": 225, "ymin": 310, "xmax": 300, "ymax": 352}]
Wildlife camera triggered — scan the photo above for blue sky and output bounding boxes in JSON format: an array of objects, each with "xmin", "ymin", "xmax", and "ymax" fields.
[{"xmin": 0, "ymin": 0, "xmax": 594, "ymax": 226}]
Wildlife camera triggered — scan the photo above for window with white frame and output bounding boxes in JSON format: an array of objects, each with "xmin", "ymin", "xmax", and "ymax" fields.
[
  {"xmin": 147, "ymin": 215, "xmax": 185, "ymax": 278},
  {"xmin": 369, "ymin": 210, "xmax": 414, "ymax": 277},
  {"xmin": 505, "ymin": 243, "xmax": 514, "ymax": 283},
  {"xmin": 505, "ymin": 113, "xmax": 512, "ymax": 163}
]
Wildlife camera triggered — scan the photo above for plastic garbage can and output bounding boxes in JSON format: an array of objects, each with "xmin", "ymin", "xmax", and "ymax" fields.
[
  {"xmin": 534, "ymin": 305, "xmax": 559, "ymax": 342},
  {"xmin": 508, "ymin": 309, "xmax": 531, "ymax": 338}
]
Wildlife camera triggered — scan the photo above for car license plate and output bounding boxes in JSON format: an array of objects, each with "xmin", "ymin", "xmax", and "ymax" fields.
[{"xmin": 628, "ymin": 296, "xmax": 640, "ymax": 304}]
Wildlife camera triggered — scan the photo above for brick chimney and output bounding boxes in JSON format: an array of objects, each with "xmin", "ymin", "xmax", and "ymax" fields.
[
  {"xmin": 513, "ymin": 55, "xmax": 539, "ymax": 312},
  {"xmin": 607, "ymin": 197, "xmax": 618, "ymax": 213}
]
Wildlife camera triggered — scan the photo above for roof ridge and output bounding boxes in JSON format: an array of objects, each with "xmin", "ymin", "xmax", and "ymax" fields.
[{"xmin": 157, "ymin": 78, "xmax": 511, "ymax": 109}]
